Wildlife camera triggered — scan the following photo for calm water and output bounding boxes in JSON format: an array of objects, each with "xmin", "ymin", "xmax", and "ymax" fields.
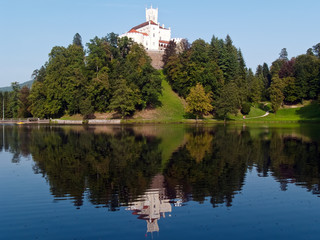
[{"xmin": 0, "ymin": 124, "xmax": 320, "ymax": 239}]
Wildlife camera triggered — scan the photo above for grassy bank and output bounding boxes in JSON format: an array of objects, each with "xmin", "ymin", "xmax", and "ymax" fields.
[
  {"xmin": 59, "ymin": 76, "xmax": 320, "ymax": 123},
  {"xmin": 230, "ymin": 102, "xmax": 320, "ymax": 123},
  {"xmin": 127, "ymin": 77, "xmax": 187, "ymax": 123}
]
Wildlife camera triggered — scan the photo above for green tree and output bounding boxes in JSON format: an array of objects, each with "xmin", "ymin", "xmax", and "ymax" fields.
[
  {"xmin": 186, "ymin": 83, "xmax": 213, "ymax": 120},
  {"xmin": 249, "ymin": 70, "xmax": 263, "ymax": 103},
  {"xmin": 18, "ymin": 86, "xmax": 31, "ymax": 118},
  {"xmin": 31, "ymin": 65, "xmax": 46, "ymax": 82},
  {"xmin": 269, "ymin": 75, "xmax": 285, "ymax": 112},
  {"xmin": 28, "ymin": 81, "xmax": 47, "ymax": 118},
  {"xmin": 73, "ymin": 33, "xmax": 83, "ymax": 48},
  {"xmin": 162, "ymin": 40, "xmax": 177, "ymax": 67},
  {"xmin": 79, "ymin": 98, "xmax": 94, "ymax": 120},
  {"xmin": 294, "ymin": 54, "xmax": 320, "ymax": 100},
  {"xmin": 279, "ymin": 48, "xmax": 288, "ymax": 61},
  {"xmin": 9, "ymin": 82, "xmax": 20, "ymax": 118},
  {"xmin": 87, "ymin": 67, "xmax": 111, "ymax": 112},
  {"xmin": 108, "ymin": 80, "xmax": 140, "ymax": 118},
  {"xmin": 313, "ymin": 43, "xmax": 320, "ymax": 58},
  {"xmin": 215, "ymin": 83, "xmax": 239, "ymax": 121},
  {"xmin": 283, "ymin": 77, "xmax": 298, "ymax": 103}
]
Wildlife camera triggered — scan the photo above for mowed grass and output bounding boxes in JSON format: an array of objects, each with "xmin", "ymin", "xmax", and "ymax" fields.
[
  {"xmin": 156, "ymin": 79, "xmax": 186, "ymax": 121},
  {"xmin": 230, "ymin": 102, "xmax": 320, "ymax": 122},
  {"xmin": 231, "ymin": 106, "xmax": 266, "ymax": 120},
  {"xmin": 263, "ymin": 103, "xmax": 320, "ymax": 121}
]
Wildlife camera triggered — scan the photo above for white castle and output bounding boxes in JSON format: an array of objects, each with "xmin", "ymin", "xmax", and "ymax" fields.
[{"xmin": 120, "ymin": 6, "xmax": 173, "ymax": 51}]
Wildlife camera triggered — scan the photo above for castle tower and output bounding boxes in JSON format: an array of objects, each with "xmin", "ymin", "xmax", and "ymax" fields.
[{"xmin": 146, "ymin": 6, "xmax": 158, "ymax": 23}]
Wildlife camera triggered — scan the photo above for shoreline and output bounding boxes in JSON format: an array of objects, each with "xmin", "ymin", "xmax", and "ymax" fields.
[{"xmin": 1, "ymin": 118, "xmax": 319, "ymax": 125}]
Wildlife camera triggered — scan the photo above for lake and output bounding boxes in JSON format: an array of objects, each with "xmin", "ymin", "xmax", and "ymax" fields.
[{"xmin": 0, "ymin": 124, "xmax": 320, "ymax": 239}]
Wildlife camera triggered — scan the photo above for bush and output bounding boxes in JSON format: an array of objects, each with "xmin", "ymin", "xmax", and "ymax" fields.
[{"xmin": 241, "ymin": 102, "xmax": 251, "ymax": 115}]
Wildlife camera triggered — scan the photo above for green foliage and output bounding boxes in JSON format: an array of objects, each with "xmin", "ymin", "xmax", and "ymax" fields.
[
  {"xmin": 79, "ymin": 98, "xmax": 94, "ymax": 120},
  {"xmin": 108, "ymin": 80, "xmax": 140, "ymax": 118},
  {"xmin": 313, "ymin": 43, "xmax": 320, "ymax": 58},
  {"xmin": 283, "ymin": 77, "xmax": 298, "ymax": 103},
  {"xmin": 9, "ymin": 82, "xmax": 20, "ymax": 118},
  {"xmin": 73, "ymin": 33, "xmax": 83, "ymax": 48},
  {"xmin": 249, "ymin": 73, "xmax": 264, "ymax": 103},
  {"xmin": 27, "ymin": 33, "xmax": 161, "ymax": 119},
  {"xmin": 18, "ymin": 86, "xmax": 31, "ymax": 118},
  {"xmin": 279, "ymin": 48, "xmax": 288, "ymax": 61},
  {"xmin": 164, "ymin": 34, "xmax": 250, "ymax": 119},
  {"xmin": 28, "ymin": 81, "xmax": 47, "ymax": 118},
  {"xmin": 215, "ymin": 82, "xmax": 239, "ymax": 120},
  {"xmin": 162, "ymin": 40, "xmax": 177, "ymax": 67},
  {"xmin": 294, "ymin": 54, "xmax": 320, "ymax": 100},
  {"xmin": 269, "ymin": 75, "xmax": 285, "ymax": 112},
  {"xmin": 186, "ymin": 83, "xmax": 213, "ymax": 119},
  {"xmin": 241, "ymin": 102, "xmax": 251, "ymax": 115}
]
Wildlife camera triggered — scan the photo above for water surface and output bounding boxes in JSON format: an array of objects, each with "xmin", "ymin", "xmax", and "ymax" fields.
[{"xmin": 0, "ymin": 124, "xmax": 320, "ymax": 239}]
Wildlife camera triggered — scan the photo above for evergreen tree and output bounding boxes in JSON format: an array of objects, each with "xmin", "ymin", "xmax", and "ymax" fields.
[
  {"xmin": 18, "ymin": 86, "xmax": 31, "ymax": 118},
  {"xmin": 162, "ymin": 40, "xmax": 177, "ymax": 67},
  {"xmin": 269, "ymin": 75, "xmax": 285, "ymax": 112},
  {"xmin": 9, "ymin": 82, "xmax": 20, "ymax": 118},
  {"xmin": 215, "ymin": 83, "xmax": 239, "ymax": 121},
  {"xmin": 313, "ymin": 43, "xmax": 320, "ymax": 58},
  {"xmin": 249, "ymin": 70, "xmax": 263, "ymax": 103},
  {"xmin": 73, "ymin": 33, "xmax": 83, "ymax": 48},
  {"xmin": 262, "ymin": 63, "xmax": 272, "ymax": 88},
  {"xmin": 279, "ymin": 48, "xmax": 288, "ymax": 61},
  {"xmin": 223, "ymin": 35, "xmax": 238, "ymax": 83}
]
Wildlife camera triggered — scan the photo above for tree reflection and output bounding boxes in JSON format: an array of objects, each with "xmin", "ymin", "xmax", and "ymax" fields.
[{"xmin": 1, "ymin": 124, "xmax": 320, "ymax": 210}]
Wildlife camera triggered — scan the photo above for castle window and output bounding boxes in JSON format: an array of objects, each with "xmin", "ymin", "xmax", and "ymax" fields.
[{"xmin": 153, "ymin": 33, "xmax": 155, "ymax": 37}]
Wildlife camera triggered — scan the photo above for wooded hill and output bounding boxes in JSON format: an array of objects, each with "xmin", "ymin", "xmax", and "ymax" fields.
[{"xmin": 1, "ymin": 33, "xmax": 319, "ymax": 121}]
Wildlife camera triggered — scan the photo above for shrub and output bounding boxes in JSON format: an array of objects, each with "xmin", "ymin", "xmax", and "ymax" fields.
[{"xmin": 241, "ymin": 102, "xmax": 251, "ymax": 115}]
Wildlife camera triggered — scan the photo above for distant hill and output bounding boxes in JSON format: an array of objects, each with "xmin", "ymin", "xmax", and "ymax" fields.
[{"xmin": 0, "ymin": 80, "xmax": 34, "ymax": 92}]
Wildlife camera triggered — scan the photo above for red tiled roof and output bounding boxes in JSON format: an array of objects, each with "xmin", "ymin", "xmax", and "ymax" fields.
[
  {"xmin": 132, "ymin": 20, "xmax": 158, "ymax": 30},
  {"xmin": 159, "ymin": 40, "xmax": 170, "ymax": 44},
  {"xmin": 128, "ymin": 28, "xmax": 148, "ymax": 36}
]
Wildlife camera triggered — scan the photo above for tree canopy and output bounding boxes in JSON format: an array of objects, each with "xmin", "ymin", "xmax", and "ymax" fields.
[
  {"xmin": 186, "ymin": 83, "xmax": 213, "ymax": 119},
  {"xmin": 28, "ymin": 33, "xmax": 162, "ymax": 118}
]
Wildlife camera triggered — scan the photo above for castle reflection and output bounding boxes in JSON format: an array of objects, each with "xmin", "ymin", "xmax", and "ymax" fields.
[{"xmin": 126, "ymin": 174, "xmax": 180, "ymax": 234}]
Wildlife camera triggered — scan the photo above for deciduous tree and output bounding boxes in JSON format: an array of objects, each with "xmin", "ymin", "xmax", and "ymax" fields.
[{"xmin": 186, "ymin": 83, "xmax": 213, "ymax": 120}]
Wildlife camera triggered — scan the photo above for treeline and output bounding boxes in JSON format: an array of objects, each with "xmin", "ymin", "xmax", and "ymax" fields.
[
  {"xmin": 0, "ymin": 83, "xmax": 31, "ymax": 119},
  {"xmin": 267, "ymin": 46, "xmax": 320, "ymax": 111},
  {"xmin": 163, "ymin": 37, "xmax": 320, "ymax": 118},
  {"xmin": 2, "ymin": 33, "xmax": 320, "ymax": 119},
  {"xmin": 8, "ymin": 33, "xmax": 162, "ymax": 119}
]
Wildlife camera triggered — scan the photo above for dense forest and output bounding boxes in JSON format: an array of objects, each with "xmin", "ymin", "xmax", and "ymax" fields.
[
  {"xmin": 163, "ymin": 37, "xmax": 320, "ymax": 118},
  {"xmin": 1, "ymin": 33, "xmax": 162, "ymax": 119},
  {"xmin": 1, "ymin": 33, "xmax": 319, "ymax": 120}
]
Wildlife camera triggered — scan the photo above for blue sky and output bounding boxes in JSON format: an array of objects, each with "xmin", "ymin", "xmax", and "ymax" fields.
[{"xmin": 0, "ymin": 0, "xmax": 319, "ymax": 87}]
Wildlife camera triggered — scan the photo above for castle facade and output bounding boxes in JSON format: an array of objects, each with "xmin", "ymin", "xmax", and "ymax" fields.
[{"xmin": 120, "ymin": 7, "xmax": 172, "ymax": 51}]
